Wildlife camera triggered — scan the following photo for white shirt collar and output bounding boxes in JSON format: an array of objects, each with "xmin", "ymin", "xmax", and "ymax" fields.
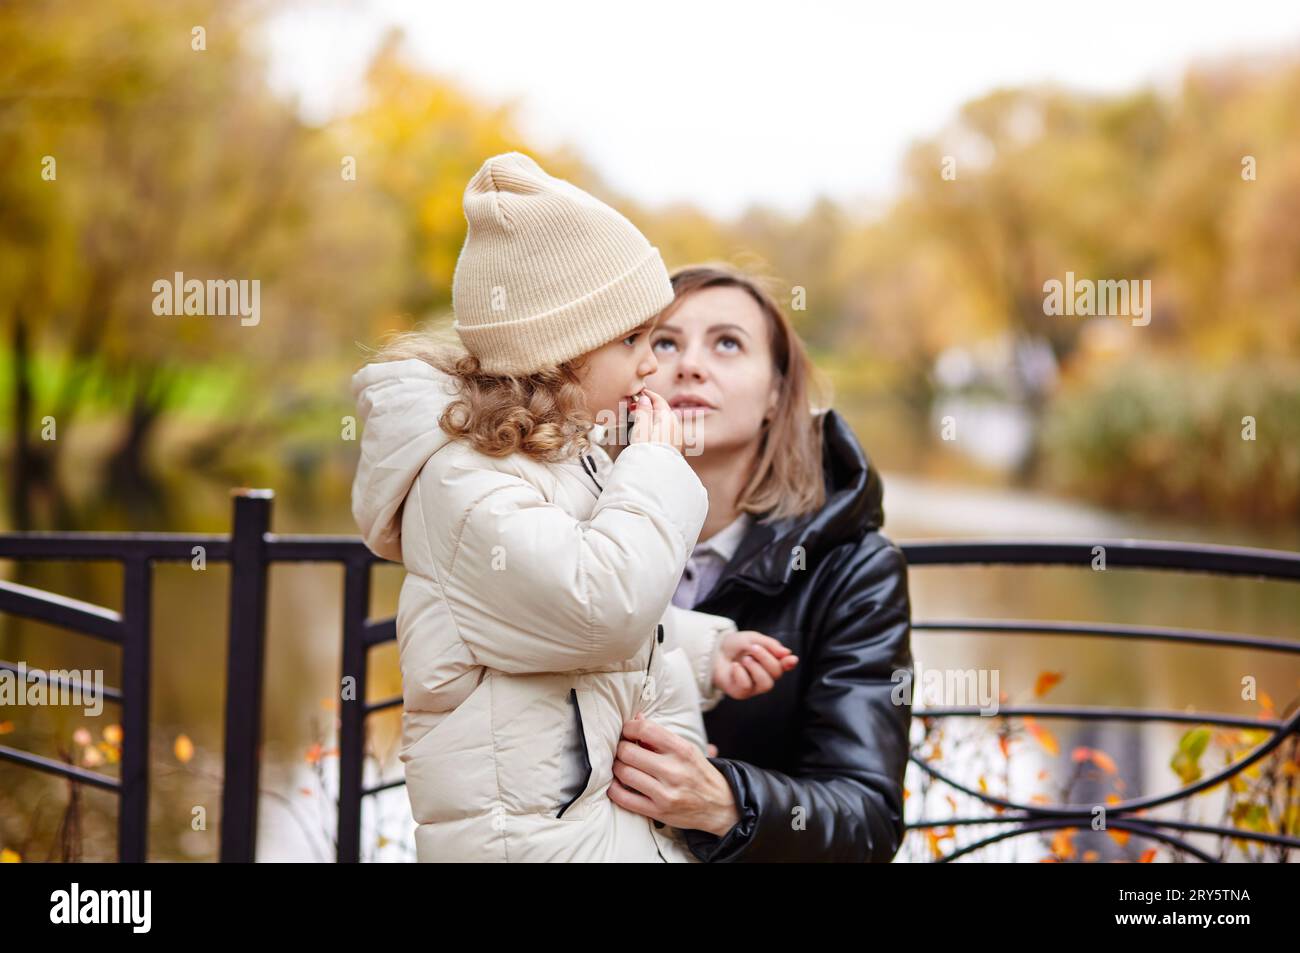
[{"xmin": 695, "ymin": 511, "xmax": 753, "ymax": 562}]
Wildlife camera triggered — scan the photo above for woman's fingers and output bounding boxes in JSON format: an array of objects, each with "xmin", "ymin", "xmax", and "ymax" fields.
[{"xmin": 611, "ymin": 757, "xmax": 667, "ymax": 803}]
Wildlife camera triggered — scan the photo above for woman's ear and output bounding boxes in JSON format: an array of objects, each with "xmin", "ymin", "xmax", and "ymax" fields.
[{"xmin": 763, "ymin": 383, "xmax": 781, "ymax": 423}]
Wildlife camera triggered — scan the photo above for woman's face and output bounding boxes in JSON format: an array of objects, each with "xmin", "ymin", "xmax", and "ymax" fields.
[
  {"xmin": 575, "ymin": 318, "xmax": 660, "ymax": 422},
  {"xmin": 645, "ymin": 286, "xmax": 780, "ymax": 455}
]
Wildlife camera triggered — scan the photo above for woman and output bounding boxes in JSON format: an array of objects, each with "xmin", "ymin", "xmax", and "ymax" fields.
[{"xmin": 606, "ymin": 264, "xmax": 915, "ymax": 862}]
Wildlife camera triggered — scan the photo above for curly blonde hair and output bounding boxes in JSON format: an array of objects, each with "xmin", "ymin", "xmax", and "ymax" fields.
[{"xmin": 361, "ymin": 321, "xmax": 599, "ymax": 463}]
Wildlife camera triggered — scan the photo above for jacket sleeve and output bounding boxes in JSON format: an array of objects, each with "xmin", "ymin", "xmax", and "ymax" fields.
[
  {"xmin": 660, "ymin": 604, "xmax": 735, "ymax": 713},
  {"xmin": 435, "ymin": 441, "xmax": 709, "ymax": 673},
  {"xmin": 640, "ymin": 647, "xmax": 709, "ymax": 753},
  {"xmin": 683, "ymin": 538, "xmax": 914, "ymax": 862}
]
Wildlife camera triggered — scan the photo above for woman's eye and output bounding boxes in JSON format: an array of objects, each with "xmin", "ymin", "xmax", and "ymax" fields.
[
  {"xmin": 623, "ymin": 333, "xmax": 640, "ymax": 346},
  {"xmin": 717, "ymin": 335, "xmax": 742, "ymax": 352},
  {"xmin": 652, "ymin": 337, "xmax": 676, "ymax": 352}
]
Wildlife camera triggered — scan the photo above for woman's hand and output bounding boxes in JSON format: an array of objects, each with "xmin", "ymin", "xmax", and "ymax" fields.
[
  {"xmin": 628, "ymin": 387, "xmax": 683, "ymax": 455},
  {"xmin": 609, "ymin": 714, "xmax": 740, "ymax": 836},
  {"xmin": 714, "ymin": 630, "xmax": 798, "ymax": 700}
]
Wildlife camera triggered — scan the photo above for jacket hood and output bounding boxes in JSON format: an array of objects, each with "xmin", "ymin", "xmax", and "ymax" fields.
[
  {"xmin": 350, "ymin": 357, "xmax": 613, "ymax": 563},
  {"xmin": 720, "ymin": 408, "xmax": 885, "ymax": 595},
  {"xmin": 350, "ymin": 358, "xmax": 464, "ymax": 563}
]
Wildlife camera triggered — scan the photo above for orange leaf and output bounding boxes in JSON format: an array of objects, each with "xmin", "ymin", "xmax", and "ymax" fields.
[
  {"xmin": 925, "ymin": 827, "xmax": 954, "ymax": 859},
  {"xmin": 1051, "ymin": 828, "xmax": 1076, "ymax": 859},
  {"xmin": 1108, "ymin": 829, "xmax": 1130, "ymax": 847},
  {"xmin": 1034, "ymin": 672, "xmax": 1064, "ymax": 698},
  {"xmin": 96, "ymin": 741, "xmax": 120, "ymax": 764},
  {"xmin": 998, "ymin": 735, "xmax": 1010, "ymax": 760},
  {"xmin": 102, "ymin": 724, "xmax": 123, "ymax": 745},
  {"xmin": 1138, "ymin": 849, "xmax": 1157, "ymax": 863},
  {"xmin": 1091, "ymin": 749, "xmax": 1118, "ymax": 774},
  {"xmin": 1024, "ymin": 717, "xmax": 1059, "ymax": 756},
  {"xmin": 304, "ymin": 743, "xmax": 322, "ymax": 764},
  {"xmin": 0, "ymin": 721, "xmax": 13, "ymax": 735},
  {"xmin": 0, "ymin": 848, "xmax": 21, "ymax": 863},
  {"xmin": 174, "ymin": 734, "xmax": 194, "ymax": 764}
]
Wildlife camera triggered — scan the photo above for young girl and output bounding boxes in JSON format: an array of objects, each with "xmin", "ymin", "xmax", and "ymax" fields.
[{"xmin": 350, "ymin": 152, "xmax": 796, "ymax": 862}]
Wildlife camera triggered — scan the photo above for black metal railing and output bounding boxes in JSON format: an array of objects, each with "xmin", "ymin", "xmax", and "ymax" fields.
[
  {"xmin": 901, "ymin": 540, "xmax": 1300, "ymax": 862},
  {"xmin": 1, "ymin": 492, "xmax": 1297, "ymax": 861},
  {"xmin": 0, "ymin": 489, "xmax": 392, "ymax": 862}
]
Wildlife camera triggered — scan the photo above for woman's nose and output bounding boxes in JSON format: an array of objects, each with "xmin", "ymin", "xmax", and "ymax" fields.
[{"xmin": 676, "ymin": 343, "xmax": 707, "ymax": 380}]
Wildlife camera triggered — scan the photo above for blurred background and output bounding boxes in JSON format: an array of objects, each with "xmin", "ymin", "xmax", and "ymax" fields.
[{"xmin": 1, "ymin": 0, "xmax": 1297, "ymax": 861}]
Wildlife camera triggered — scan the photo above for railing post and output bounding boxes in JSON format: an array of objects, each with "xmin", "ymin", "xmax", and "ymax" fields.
[
  {"xmin": 219, "ymin": 489, "xmax": 273, "ymax": 862},
  {"xmin": 118, "ymin": 555, "xmax": 151, "ymax": 862},
  {"xmin": 337, "ymin": 558, "xmax": 372, "ymax": 863}
]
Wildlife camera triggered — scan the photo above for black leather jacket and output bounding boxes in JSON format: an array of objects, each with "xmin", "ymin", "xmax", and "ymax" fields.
[{"xmin": 682, "ymin": 409, "xmax": 913, "ymax": 862}]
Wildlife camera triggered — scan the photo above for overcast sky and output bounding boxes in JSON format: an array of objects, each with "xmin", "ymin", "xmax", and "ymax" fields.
[{"xmin": 263, "ymin": 0, "xmax": 1300, "ymax": 218}]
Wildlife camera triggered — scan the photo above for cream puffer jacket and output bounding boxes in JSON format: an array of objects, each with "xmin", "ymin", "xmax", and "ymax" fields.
[{"xmin": 350, "ymin": 358, "xmax": 738, "ymax": 862}]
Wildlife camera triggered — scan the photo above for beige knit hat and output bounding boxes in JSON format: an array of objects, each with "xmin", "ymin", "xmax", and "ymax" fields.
[{"xmin": 451, "ymin": 152, "xmax": 675, "ymax": 376}]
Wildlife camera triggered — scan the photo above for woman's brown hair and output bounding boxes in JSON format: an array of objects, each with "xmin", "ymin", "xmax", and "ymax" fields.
[
  {"xmin": 663, "ymin": 263, "xmax": 833, "ymax": 523},
  {"xmin": 361, "ymin": 319, "xmax": 606, "ymax": 463}
]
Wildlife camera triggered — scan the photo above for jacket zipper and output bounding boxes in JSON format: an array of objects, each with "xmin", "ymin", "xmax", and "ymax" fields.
[
  {"xmin": 579, "ymin": 453, "xmax": 604, "ymax": 492},
  {"xmin": 645, "ymin": 622, "xmax": 662, "ymax": 675},
  {"xmin": 646, "ymin": 622, "xmax": 669, "ymax": 861},
  {"xmin": 576, "ymin": 448, "xmax": 665, "ymax": 857}
]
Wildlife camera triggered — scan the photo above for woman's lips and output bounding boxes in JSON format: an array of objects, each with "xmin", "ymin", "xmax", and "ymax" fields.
[
  {"xmin": 669, "ymin": 402, "xmax": 715, "ymax": 417},
  {"xmin": 668, "ymin": 395, "xmax": 717, "ymax": 413}
]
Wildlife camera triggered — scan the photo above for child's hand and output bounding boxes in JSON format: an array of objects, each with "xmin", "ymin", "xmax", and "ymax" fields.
[
  {"xmin": 713, "ymin": 630, "xmax": 798, "ymax": 700},
  {"xmin": 628, "ymin": 387, "xmax": 683, "ymax": 455}
]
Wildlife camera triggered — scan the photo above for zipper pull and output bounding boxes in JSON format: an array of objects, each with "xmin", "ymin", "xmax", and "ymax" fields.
[
  {"xmin": 581, "ymin": 453, "xmax": 604, "ymax": 492},
  {"xmin": 641, "ymin": 624, "xmax": 659, "ymax": 701}
]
